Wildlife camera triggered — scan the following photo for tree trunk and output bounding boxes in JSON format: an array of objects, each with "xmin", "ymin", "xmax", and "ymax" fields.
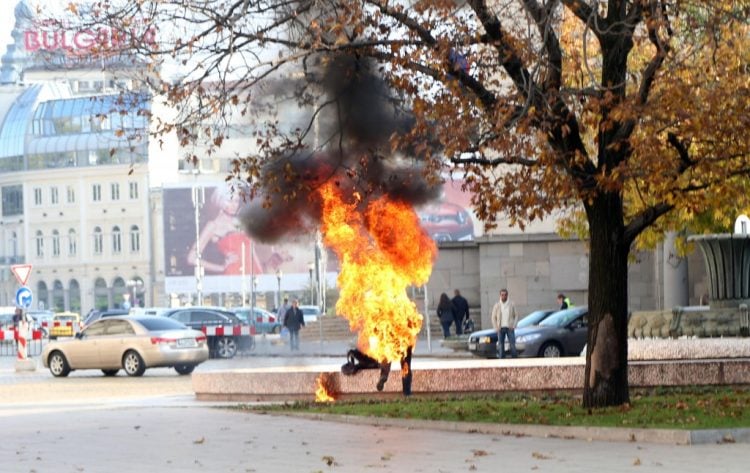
[{"xmin": 583, "ymin": 194, "xmax": 630, "ymax": 408}]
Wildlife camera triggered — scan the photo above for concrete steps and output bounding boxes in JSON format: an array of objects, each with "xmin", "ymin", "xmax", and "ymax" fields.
[{"xmin": 300, "ymin": 309, "xmax": 483, "ymax": 341}]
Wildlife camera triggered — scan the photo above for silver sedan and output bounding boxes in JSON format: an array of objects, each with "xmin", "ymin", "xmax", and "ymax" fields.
[{"xmin": 42, "ymin": 316, "xmax": 209, "ymax": 377}]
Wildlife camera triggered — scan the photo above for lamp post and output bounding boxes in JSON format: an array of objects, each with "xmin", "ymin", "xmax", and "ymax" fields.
[
  {"xmin": 191, "ymin": 182, "xmax": 205, "ymax": 305},
  {"xmin": 275, "ymin": 269, "xmax": 282, "ymax": 309},
  {"xmin": 307, "ymin": 262, "xmax": 314, "ymax": 305}
]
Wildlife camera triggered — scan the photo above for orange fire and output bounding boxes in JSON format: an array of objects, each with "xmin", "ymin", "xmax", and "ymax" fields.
[
  {"xmin": 319, "ymin": 182, "xmax": 437, "ymax": 364},
  {"xmin": 315, "ymin": 374, "xmax": 336, "ymax": 402}
]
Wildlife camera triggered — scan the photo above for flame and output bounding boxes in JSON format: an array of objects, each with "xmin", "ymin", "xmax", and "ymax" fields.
[
  {"xmin": 319, "ymin": 182, "xmax": 437, "ymax": 364},
  {"xmin": 315, "ymin": 374, "xmax": 336, "ymax": 402}
]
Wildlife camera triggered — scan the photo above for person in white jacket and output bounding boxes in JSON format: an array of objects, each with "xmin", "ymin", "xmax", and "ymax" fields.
[{"xmin": 491, "ymin": 288, "xmax": 519, "ymax": 358}]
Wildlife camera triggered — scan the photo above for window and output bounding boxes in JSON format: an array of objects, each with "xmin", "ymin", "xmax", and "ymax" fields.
[
  {"xmin": 129, "ymin": 181, "xmax": 139, "ymax": 199},
  {"xmin": 35, "ymin": 230, "xmax": 44, "ymax": 258},
  {"xmin": 52, "ymin": 230, "xmax": 60, "ymax": 257},
  {"xmin": 129, "ymin": 225, "xmax": 140, "ymax": 253},
  {"xmin": 68, "ymin": 228, "xmax": 77, "ymax": 256},
  {"xmin": 93, "ymin": 227, "xmax": 103, "ymax": 255},
  {"xmin": 34, "ymin": 187, "xmax": 42, "ymax": 205},
  {"xmin": 105, "ymin": 320, "xmax": 135, "ymax": 335},
  {"xmin": 9, "ymin": 231, "xmax": 18, "ymax": 261},
  {"xmin": 66, "ymin": 186, "xmax": 75, "ymax": 204},
  {"xmin": 111, "ymin": 183, "xmax": 120, "ymax": 200},
  {"xmin": 1, "ymin": 186, "xmax": 23, "ymax": 216},
  {"xmin": 92, "ymin": 184, "xmax": 101, "ymax": 202},
  {"xmin": 112, "ymin": 226, "xmax": 122, "ymax": 254},
  {"xmin": 50, "ymin": 187, "xmax": 59, "ymax": 205}
]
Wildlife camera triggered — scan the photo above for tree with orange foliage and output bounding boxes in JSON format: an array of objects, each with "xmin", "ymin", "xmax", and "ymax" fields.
[{"xmin": 59, "ymin": 1, "xmax": 750, "ymax": 407}]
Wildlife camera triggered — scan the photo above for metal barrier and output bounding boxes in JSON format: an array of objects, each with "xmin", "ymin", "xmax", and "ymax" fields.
[{"xmin": 0, "ymin": 327, "xmax": 45, "ymax": 357}]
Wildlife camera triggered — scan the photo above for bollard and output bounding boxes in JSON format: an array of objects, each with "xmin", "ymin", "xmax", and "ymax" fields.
[
  {"xmin": 15, "ymin": 316, "xmax": 36, "ymax": 372},
  {"xmin": 16, "ymin": 321, "xmax": 26, "ymax": 361}
]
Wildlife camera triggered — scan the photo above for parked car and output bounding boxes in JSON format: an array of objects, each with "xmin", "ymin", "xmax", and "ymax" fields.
[
  {"xmin": 511, "ymin": 306, "xmax": 589, "ymax": 358},
  {"xmin": 299, "ymin": 305, "xmax": 321, "ymax": 323},
  {"xmin": 42, "ymin": 316, "xmax": 208, "ymax": 377},
  {"xmin": 163, "ymin": 307, "xmax": 253, "ymax": 359},
  {"xmin": 83, "ymin": 309, "xmax": 130, "ymax": 327},
  {"xmin": 49, "ymin": 312, "xmax": 81, "ymax": 340},
  {"xmin": 467, "ymin": 309, "xmax": 558, "ymax": 358},
  {"xmin": 232, "ymin": 307, "xmax": 281, "ymax": 334}
]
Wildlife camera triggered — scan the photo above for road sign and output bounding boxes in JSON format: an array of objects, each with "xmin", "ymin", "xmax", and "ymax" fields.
[
  {"xmin": 10, "ymin": 264, "xmax": 33, "ymax": 286},
  {"xmin": 15, "ymin": 286, "xmax": 33, "ymax": 309}
]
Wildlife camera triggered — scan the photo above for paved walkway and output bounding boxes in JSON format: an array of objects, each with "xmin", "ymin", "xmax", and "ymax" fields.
[{"xmin": 1, "ymin": 402, "xmax": 748, "ymax": 473}]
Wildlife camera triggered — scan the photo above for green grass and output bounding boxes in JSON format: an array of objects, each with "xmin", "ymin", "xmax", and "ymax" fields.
[{"xmin": 242, "ymin": 386, "xmax": 750, "ymax": 430}]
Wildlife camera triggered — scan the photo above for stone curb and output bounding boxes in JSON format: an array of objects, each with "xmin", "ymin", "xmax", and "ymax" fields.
[{"xmin": 264, "ymin": 411, "xmax": 750, "ymax": 445}]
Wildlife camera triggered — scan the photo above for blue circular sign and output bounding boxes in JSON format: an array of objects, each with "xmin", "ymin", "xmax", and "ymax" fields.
[{"xmin": 15, "ymin": 286, "xmax": 33, "ymax": 309}]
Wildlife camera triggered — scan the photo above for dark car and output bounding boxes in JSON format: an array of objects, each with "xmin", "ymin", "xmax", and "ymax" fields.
[
  {"xmin": 511, "ymin": 306, "xmax": 589, "ymax": 358},
  {"xmin": 163, "ymin": 307, "xmax": 254, "ymax": 359},
  {"xmin": 232, "ymin": 307, "xmax": 281, "ymax": 334},
  {"xmin": 83, "ymin": 309, "xmax": 130, "ymax": 327},
  {"xmin": 467, "ymin": 309, "xmax": 558, "ymax": 358}
]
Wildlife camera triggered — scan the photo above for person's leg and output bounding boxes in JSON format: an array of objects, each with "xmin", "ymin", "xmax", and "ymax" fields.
[
  {"xmin": 290, "ymin": 329, "xmax": 298, "ymax": 350},
  {"xmin": 508, "ymin": 328, "xmax": 518, "ymax": 358},
  {"xmin": 497, "ymin": 328, "xmax": 506, "ymax": 359},
  {"xmin": 400, "ymin": 346, "xmax": 413, "ymax": 396},
  {"xmin": 441, "ymin": 321, "xmax": 451, "ymax": 338},
  {"xmin": 377, "ymin": 361, "xmax": 391, "ymax": 391},
  {"xmin": 454, "ymin": 314, "xmax": 463, "ymax": 335}
]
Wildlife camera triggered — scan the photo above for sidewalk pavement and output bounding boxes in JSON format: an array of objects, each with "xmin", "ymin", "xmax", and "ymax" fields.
[{"xmin": 1, "ymin": 403, "xmax": 747, "ymax": 473}]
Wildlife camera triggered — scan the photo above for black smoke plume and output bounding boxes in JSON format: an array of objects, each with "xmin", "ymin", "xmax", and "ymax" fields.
[{"xmin": 238, "ymin": 54, "xmax": 441, "ymax": 242}]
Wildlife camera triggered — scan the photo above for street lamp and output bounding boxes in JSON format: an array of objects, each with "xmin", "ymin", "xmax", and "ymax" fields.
[
  {"xmin": 275, "ymin": 269, "xmax": 282, "ymax": 309},
  {"xmin": 307, "ymin": 262, "xmax": 314, "ymax": 305}
]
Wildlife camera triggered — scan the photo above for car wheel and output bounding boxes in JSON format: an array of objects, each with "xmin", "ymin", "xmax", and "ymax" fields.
[
  {"xmin": 272, "ymin": 325, "xmax": 281, "ymax": 334},
  {"xmin": 101, "ymin": 369, "xmax": 119, "ymax": 376},
  {"xmin": 539, "ymin": 342, "xmax": 563, "ymax": 357},
  {"xmin": 48, "ymin": 351, "xmax": 70, "ymax": 377},
  {"xmin": 122, "ymin": 350, "xmax": 146, "ymax": 376},
  {"xmin": 215, "ymin": 337, "xmax": 238, "ymax": 359},
  {"xmin": 174, "ymin": 365, "xmax": 195, "ymax": 375}
]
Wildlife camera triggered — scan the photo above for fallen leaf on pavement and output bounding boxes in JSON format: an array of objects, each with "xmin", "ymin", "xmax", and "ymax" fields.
[{"xmin": 193, "ymin": 437, "xmax": 205, "ymax": 444}]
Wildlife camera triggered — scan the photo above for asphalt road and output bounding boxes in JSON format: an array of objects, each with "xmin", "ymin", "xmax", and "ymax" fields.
[{"xmin": 1, "ymin": 340, "xmax": 748, "ymax": 472}]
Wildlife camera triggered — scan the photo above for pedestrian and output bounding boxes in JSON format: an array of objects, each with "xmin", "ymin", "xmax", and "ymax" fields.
[
  {"xmin": 277, "ymin": 297, "xmax": 290, "ymax": 326},
  {"xmin": 436, "ymin": 292, "xmax": 456, "ymax": 338},
  {"xmin": 557, "ymin": 293, "xmax": 572, "ymax": 310},
  {"xmin": 451, "ymin": 289, "xmax": 469, "ymax": 335},
  {"xmin": 491, "ymin": 288, "xmax": 519, "ymax": 358},
  {"xmin": 283, "ymin": 298, "xmax": 305, "ymax": 351}
]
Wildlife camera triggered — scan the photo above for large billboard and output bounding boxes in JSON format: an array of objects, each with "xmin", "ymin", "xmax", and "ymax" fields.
[
  {"xmin": 162, "ymin": 186, "xmax": 321, "ymax": 295},
  {"xmin": 163, "ymin": 178, "xmax": 482, "ymax": 296},
  {"xmin": 416, "ymin": 177, "xmax": 483, "ymax": 242}
]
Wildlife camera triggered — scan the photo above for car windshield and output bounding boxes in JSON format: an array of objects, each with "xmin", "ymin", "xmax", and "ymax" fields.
[
  {"xmin": 301, "ymin": 308, "xmax": 319, "ymax": 314},
  {"xmin": 55, "ymin": 316, "xmax": 77, "ymax": 323},
  {"xmin": 517, "ymin": 310, "xmax": 554, "ymax": 328},
  {"xmin": 138, "ymin": 318, "xmax": 189, "ymax": 331},
  {"xmin": 539, "ymin": 307, "xmax": 585, "ymax": 328}
]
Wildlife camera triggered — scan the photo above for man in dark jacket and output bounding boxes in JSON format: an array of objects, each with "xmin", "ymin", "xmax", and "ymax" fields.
[
  {"xmin": 452, "ymin": 289, "xmax": 470, "ymax": 335},
  {"xmin": 283, "ymin": 299, "xmax": 305, "ymax": 351}
]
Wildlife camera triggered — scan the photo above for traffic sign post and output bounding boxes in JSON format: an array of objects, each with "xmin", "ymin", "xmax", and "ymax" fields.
[
  {"xmin": 15, "ymin": 286, "xmax": 33, "ymax": 309},
  {"xmin": 13, "ymin": 286, "xmax": 36, "ymax": 372}
]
